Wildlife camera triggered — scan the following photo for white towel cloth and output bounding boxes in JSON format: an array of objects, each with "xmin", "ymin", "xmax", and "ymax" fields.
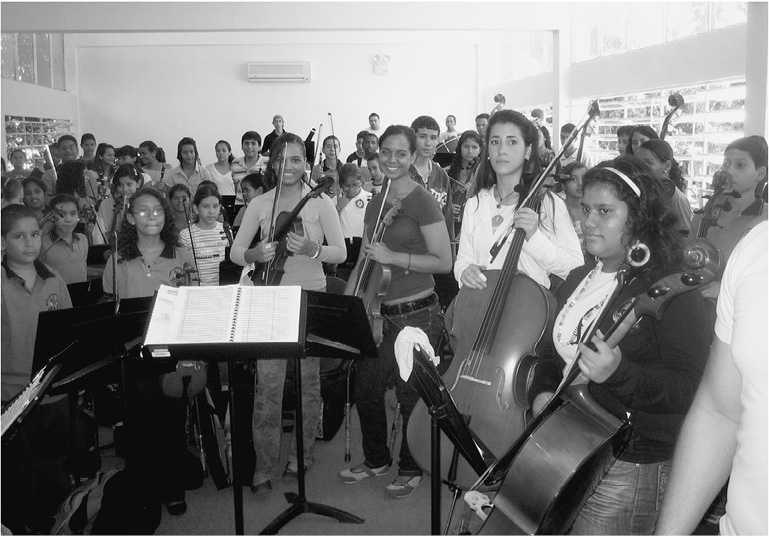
[{"xmin": 394, "ymin": 326, "xmax": 440, "ymax": 381}]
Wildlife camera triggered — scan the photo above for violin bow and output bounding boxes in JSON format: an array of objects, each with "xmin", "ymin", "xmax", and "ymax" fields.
[
  {"xmin": 266, "ymin": 142, "xmax": 288, "ymax": 246},
  {"xmin": 313, "ymin": 123, "xmax": 323, "ymax": 170},
  {"xmin": 182, "ymin": 199, "xmax": 202, "ymax": 284}
]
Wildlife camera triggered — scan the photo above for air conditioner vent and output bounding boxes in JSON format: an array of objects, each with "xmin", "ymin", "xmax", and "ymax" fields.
[{"xmin": 247, "ymin": 62, "xmax": 311, "ymax": 82}]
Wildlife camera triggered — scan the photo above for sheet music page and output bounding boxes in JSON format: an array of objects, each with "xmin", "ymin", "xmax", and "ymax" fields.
[
  {"xmin": 173, "ymin": 285, "xmax": 238, "ymax": 342},
  {"xmin": 233, "ymin": 286, "xmax": 302, "ymax": 342},
  {"xmin": 144, "ymin": 285, "xmax": 239, "ymax": 344},
  {"xmin": 144, "ymin": 285, "xmax": 181, "ymax": 345}
]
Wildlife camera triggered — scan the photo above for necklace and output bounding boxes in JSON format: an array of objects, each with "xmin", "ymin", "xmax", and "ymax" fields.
[
  {"xmin": 491, "ymin": 204, "xmax": 514, "ymax": 232},
  {"xmin": 555, "ymin": 264, "xmax": 615, "ymax": 345},
  {"xmin": 494, "ymin": 184, "xmax": 517, "ymax": 209},
  {"xmin": 491, "ymin": 186, "xmax": 517, "ymax": 230}
]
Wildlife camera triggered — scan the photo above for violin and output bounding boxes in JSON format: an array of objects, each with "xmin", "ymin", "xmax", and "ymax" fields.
[
  {"xmin": 251, "ymin": 176, "xmax": 334, "ymax": 286},
  {"xmin": 691, "ymin": 168, "xmax": 765, "ymax": 261},
  {"xmin": 475, "ymin": 238, "xmax": 723, "ymax": 535},
  {"xmin": 352, "ymin": 195, "xmax": 402, "ymax": 345}
]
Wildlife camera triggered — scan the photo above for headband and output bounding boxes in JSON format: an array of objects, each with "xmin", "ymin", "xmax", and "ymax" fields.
[{"xmin": 604, "ymin": 167, "xmax": 641, "ymax": 197}]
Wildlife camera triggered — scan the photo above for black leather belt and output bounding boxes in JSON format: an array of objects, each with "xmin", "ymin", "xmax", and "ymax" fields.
[{"xmin": 380, "ymin": 292, "xmax": 438, "ymax": 316}]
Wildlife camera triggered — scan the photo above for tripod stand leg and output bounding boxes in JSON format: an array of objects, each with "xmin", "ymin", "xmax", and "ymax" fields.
[
  {"xmin": 228, "ymin": 357, "xmax": 244, "ymax": 535},
  {"xmin": 431, "ymin": 417, "xmax": 441, "ymax": 535},
  {"xmin": 260, "ymin": 355, "xmax": 364, "ymax": 535}
]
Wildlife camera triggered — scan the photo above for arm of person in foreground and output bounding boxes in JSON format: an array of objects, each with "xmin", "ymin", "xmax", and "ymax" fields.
[{"xmin": 653, "ymin": 334, "xmax": 741, "ymax": 534}]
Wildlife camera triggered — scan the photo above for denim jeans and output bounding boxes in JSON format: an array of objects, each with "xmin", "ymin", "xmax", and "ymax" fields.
[
  {"xmin": 569, "ymin": 459, "xmax": 671, "ymax": 535},
  {"xmin": 354, "ymin": 298, "xmax": 443, "ymax": 476}
]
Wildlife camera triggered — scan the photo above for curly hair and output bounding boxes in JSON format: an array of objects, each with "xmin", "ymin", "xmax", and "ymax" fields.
[
  {"xmin": 447, "ymin": 130, "xmax": 483, "ymax": 181},
  {"xmin": 472, "ymin": 109, "xmax": 542, "ymax": 207},
  {"xmin": 585, "ymin": 158, "xmax": 683, "ymax": 276},
  {"xmin": 264, "ymin": 132, "xmax": 306, "ymax": 192},
  {"xmin": 116, "ymin": 188, "xmax": 179, "ymax": 262}
]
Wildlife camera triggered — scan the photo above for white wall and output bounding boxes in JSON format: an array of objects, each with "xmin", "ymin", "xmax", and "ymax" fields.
[{"xmin": 70, "ymin": 31, "xmax": 483, "ymax": 164}]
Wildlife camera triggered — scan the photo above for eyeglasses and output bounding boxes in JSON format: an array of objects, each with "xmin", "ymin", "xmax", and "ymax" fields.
[
  {"xmin": 133, "ymin": 208, "xmax": 164, "ymax": 218},
  {"xmin": 341, "ymin": 182, "xmax": 362, "ymax": 190}
]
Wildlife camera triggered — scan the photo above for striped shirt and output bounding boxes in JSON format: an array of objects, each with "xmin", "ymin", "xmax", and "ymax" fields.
[{"xmin": 179, "ymin": 222, "xmax": 228, "ymax": 286}]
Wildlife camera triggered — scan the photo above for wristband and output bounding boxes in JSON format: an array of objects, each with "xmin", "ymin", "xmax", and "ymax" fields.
[{"xmin": 310, "ymin": 241, "xmax": 322, "ymax": 259}]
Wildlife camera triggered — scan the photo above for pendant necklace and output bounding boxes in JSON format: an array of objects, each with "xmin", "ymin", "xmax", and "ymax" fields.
[{"xmin": 491, "ymin": 185, "xmax": 517, "ymax": 229}]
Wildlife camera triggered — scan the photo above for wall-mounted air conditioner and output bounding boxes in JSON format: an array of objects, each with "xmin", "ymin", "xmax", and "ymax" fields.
[{"xmin": 247, "ymin": 62, "xmax": 311, "ymax": 82}]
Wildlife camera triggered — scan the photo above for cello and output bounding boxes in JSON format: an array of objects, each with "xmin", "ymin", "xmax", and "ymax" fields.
[
  {"xmin": 474, "ymin": 238, "xmax": 722, "ymax": 534},
  {"xmin": 408, "ymin": 102, "xmax": 601, "ymax": 490}
]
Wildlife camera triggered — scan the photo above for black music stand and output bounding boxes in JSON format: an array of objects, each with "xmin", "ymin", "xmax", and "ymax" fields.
[
  {"xmin": 410, "ymin": 347, "xmax": 495, "ymax": 535},
  {"xmin": 140, "ymin": 290, "xmax": 375, "ymax": 535},
  {"xmin": 33, "ymin": 297, "xmax": 156, "ymax": 395}
]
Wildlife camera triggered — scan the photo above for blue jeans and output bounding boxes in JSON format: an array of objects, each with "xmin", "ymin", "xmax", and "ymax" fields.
[
  {"xmin": 354, "ymin": 298, "xmax": 443, "ymax": 476},
  {"xmin": 569, "ymin": 459, "xmax": 671, "ymax": 535}
]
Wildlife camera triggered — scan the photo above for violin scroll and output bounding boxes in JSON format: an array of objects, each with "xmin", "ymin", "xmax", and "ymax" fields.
[{"xmin": 681, "ymin": 238, "xmax": 724, "ymax": 285}]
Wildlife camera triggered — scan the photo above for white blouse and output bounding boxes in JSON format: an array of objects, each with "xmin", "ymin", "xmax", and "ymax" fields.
[
  {"xmin": 205, "ymin": 163, "xmax": 235, "ymax": 196},
  {"xmin": 454, "ymin": 187, "xmax": 583, "ymax": 289}
]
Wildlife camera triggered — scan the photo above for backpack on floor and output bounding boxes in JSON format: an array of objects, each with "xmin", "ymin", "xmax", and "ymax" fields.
[
  {"xmin": 52, "ymin": 468, "xmax": 161, "ymax": 535},
  {"xmin": 52, "ymin": 470, "xmax": 119, "ymax": 535}
]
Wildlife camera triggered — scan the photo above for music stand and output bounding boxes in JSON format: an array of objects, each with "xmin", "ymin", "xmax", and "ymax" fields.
[
  {"xmin": 33, "ymin": 297, "xmax": 156, "ymax": 394},
  {"xmin": 140, "ymin": 289, "xmax": 375, "ymax": 535}
]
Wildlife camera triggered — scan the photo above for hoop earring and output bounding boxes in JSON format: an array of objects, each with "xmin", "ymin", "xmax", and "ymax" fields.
[{"xmin": 627, "ymin": 240, "xmax": 651, "ymax": 267}]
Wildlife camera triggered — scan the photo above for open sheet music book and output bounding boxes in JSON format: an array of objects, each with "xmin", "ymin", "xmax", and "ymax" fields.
[{"xmin": 144, "ymin": 284, "xmax": 303, "ymax": 345}]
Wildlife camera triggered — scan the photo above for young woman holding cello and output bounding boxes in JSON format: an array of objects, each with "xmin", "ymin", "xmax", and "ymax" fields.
[
  {"xmin": 527, "ymin": 161, "xmax": 711, "ymax": 534},
  {"xmin": 411, "ymin": 109, "xmax": 582, "ymax": 493},
  {"xmin": 229, "ymin": 132, "xmax": 346, "ymax": 495},
  {"xmin": 453, "ymin": 109, "xmax": 582, "ymax": 296},
  {"xmin": 338, "ymin": 124, "xmax": 452, "ymax": 498}
]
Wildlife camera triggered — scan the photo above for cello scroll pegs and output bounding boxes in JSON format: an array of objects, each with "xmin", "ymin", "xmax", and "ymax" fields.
[
  {"xmin": 681, "ymin": 272, "xmax": 705, "ymax": 286},
  {"xmin": 647, "ymin": 285, "xmax": 669, "ymax": 299}
]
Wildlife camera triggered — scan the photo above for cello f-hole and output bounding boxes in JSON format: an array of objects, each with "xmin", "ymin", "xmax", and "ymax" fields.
[{"xmin": 494, "ymin": 368, "xmax": 511, "ymax": 411}]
